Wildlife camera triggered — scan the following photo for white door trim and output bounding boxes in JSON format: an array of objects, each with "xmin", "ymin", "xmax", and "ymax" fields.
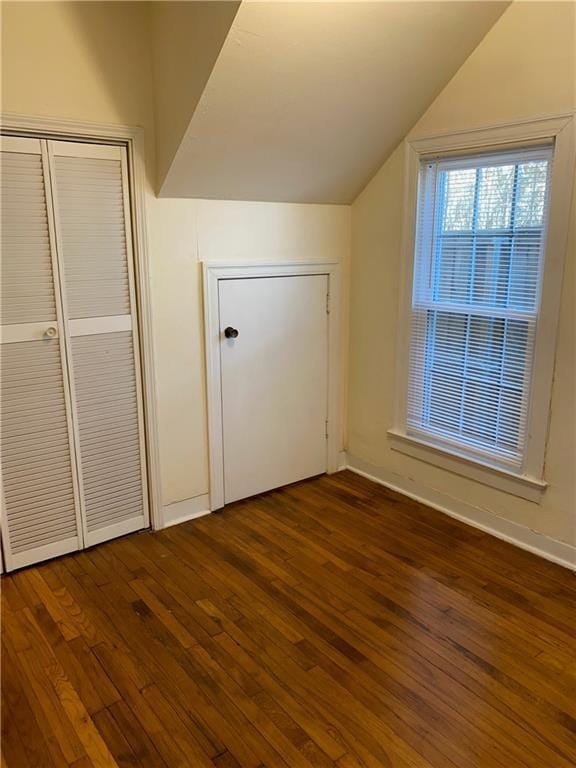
[
  {"xmin": 0, "ymin": 112, "xmax": 163, "ymax": 533},
  {"xmin": 203, "ymin": 261, "xmax": 342, "ymax": 511}
]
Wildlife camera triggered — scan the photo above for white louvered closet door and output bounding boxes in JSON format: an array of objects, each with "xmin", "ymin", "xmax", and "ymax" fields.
[
  {"xmin": 49, "ymin": 140, "xmax": 149, "ymax": 548},
  {"xmin": 0, "ymin": 136, "xmax": 83, "ymax": 570}
]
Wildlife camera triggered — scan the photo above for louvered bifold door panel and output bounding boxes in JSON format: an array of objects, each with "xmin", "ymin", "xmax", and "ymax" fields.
[
  {"xmin": 0, "ymin": 136, "xmax": 82, "ymax": 570},
  {"xmin": 1, "ymin": 139, "xmax": 57, "ymax": 325},
  {"xmin": 49, "ymin": 140, "xmax": 149, "ymax": 547}
]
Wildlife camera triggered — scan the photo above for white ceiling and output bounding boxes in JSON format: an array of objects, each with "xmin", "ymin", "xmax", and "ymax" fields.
[{"xmin": 158, "ymin": 1, "xmax": 509, "ymax": 204}]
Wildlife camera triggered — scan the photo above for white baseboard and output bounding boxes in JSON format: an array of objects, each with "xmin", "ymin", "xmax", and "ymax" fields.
[
  {"xmin": 345, "ymin": 453, "xmax": 576, "ymax": 571},
  {"xmin": 161, "ymin": 494, "xmax": 211, "ymax": 529}
]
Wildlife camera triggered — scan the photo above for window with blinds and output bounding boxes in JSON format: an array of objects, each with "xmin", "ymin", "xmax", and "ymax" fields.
[{"xmin": 407, "ymin": 146, "xmax": 553, "ymax": 471}]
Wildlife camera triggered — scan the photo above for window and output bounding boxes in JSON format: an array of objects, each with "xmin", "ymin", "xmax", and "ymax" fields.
[
  {"xmin": 406, "ymin": 146, "xmax": 553, "ymax": 473},
  {"xmin": 391, "ymin": 117, "xmax": 574, "ymax": 499}
]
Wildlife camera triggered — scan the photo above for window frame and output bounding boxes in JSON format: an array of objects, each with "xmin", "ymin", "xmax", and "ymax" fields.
[{"xmin": 390, "ymin": 115, "xmax": 575, "ymax": 502}]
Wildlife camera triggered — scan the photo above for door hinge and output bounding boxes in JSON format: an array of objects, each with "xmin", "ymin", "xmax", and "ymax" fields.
[
  {"xmin": 325, "ymin": 419, "xmax": 329, "ymax": 440},
  {"xmin": 326, "ymin": 290, "xmax": 330, "ymax": 315}
]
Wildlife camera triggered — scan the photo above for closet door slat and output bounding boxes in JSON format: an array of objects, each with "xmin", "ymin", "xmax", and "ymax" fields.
[
  {"xmin": 0, "ymin": 339, "xmax": 80, "ymax": 568},
  {"xmin": 50, "ymin": 140, "xmax": 149, "ymax": 547},
  {"xmin": 0, "ymin": 133, "xmax": 82, "ymax": 570},
  {"xmin": 1, "ymin": 150, "xmax": 57, "ymax": 325},
  {"xmin": 71, "ymin": 332, "xmax": 145, "ymax": 539},
  {"xmin": 53, "ymin": 152, "xmax": 130, "ymax": 320}
]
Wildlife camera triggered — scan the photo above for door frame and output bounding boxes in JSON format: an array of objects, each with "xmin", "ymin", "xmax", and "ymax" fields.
[
  {"xmin": 0, "ymin": 112, "xmax": 163, "ymax": 533},
  {"xmin": 203, "ymin": 261, "xmax": 342, "ymax": 511}
]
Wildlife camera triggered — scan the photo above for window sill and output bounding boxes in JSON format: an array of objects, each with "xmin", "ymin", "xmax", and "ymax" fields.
[{"xmin": 387, "ymin": 429, "xmax": 547, "ymax": 503}]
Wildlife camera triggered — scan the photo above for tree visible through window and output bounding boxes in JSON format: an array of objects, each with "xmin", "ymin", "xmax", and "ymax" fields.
[{"xmin": 407, "ymin": 147, "xmax": 553, "ymax": 469}]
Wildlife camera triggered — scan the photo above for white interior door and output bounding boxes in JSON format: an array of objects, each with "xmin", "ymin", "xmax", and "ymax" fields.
[
  {"xmin": 219, "ymin": 274, "xmax": 328, "ymax": 504},
  {"xmin": 0, "ymin": 136, "xmax": 83, "ymax": 569},
  {"xmin": 48, "ymin": 140, "xmax": 149, "ymax": 548}
]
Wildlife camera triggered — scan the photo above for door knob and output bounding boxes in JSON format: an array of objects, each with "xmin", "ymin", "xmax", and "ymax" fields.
[
  {"xmin": 44, "ymin": 326, "xmax": 57, "ymax": 338},
  {"xmin": 224, "ymin": 327, "xmax": 239, "ymax": 339}
]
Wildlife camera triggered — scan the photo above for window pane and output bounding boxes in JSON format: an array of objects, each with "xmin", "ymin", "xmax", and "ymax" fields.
[
  {"xmin": 417, "ymin": 312, "xmax": 531, "ymax": 456},
  {"xmin": 434, "ymin": 236, "xmax": 473, "ymax": 303},
  {"xmin": 471, "ymin": 236, "xmax": 511, "ymax": 307},
  {"xmin": 462, "ymin": 381, "xmax": 499, "ymax": 444},
  {"xmin": 442, "ymin": 169, "xmax": 476, "ymax": 231},
  {"xmin": 433, "ymin": 158, "xmax": 547, "ymax": 309},
  {"xmin": 477, "ymin": 164, "xmax": 514, "ymax": 230},
  {"xmin": 509, "ymin": 233, "xmax": 541, "ymax": 310},
  {"xmin": 502, "ymin": 320, "xmax": 530, "ymax": 389},
  {"xmin": 427, "ymin": 311, "xmax": 467, "ymax": 375},
  {"xmin": 466, "ymin": 317, "xmax": 505, "ymax": 385},
  {"xmin": 425, "ymin": 311, "xmax": 465, "ymax": 432},
  {"xmin": 515, "ymin": 161, "xmax": 548, "ymax": 228},
  {"xmin": 428, "ymin": 372, "xmax": 463, "ymax": 433},
  {"xmin": 498, "ymin": 388, "xmax": 524, "ymax": 451}
]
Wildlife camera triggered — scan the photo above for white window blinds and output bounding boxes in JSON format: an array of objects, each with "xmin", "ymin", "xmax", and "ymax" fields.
[{"xmin": 407, "ymin": 145, "xmax": 553, "ymax": 470}]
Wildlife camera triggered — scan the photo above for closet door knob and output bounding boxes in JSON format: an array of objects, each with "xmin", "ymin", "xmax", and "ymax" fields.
[
  {"xmin": 44, "ymin": 326, "xmax": 57, "ymax": 338},
  {"xmin": 224, "ymin": 327, "xmax": 239, "ymax": 339}
]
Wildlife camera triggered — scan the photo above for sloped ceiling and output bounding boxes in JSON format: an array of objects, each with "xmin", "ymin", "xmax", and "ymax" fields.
[
  {"xmin": 150, "ymin": 1, "xmax": 241, "ymax": 187},
  {"xmin": 155, "ymin": 1, "xmax": 509, "ymax": 204}
]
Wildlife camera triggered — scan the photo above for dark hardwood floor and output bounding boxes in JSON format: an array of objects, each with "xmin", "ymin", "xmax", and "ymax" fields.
[{"xmin": 1, "ymin": 470, "xmax": 575, "ymax": 768}]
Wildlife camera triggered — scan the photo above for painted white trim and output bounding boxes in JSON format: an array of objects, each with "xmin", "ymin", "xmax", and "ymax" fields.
[
  {"xmin": 8, "ymin": 537, "xmax": 81, "ymax": 572},
  {"xmin": 394, "ymin": 113, "xmax": 576, "ymax": 490},
  {"xmin": 409, "ymin": 113, "xmax": 574, "ymax": 155},
  {"xmin": 0, "ymin": 135, "xmax": 41, "ymax": 153},
  {"xmin": 0, "ymin": 322, "xmax": 60, "ymax": 344},
  {"xmin": 50, "ymin": 140, "xmax": 121, "ymax": 160},
  {"xmin": 162, "ymin": 495, "xmax": 211, "ymax": 528},
  {"xmin": 69, "ymin": 315, "xmax": 132, "ymax": 337},
  {"xmin": 524, "ymin": 117, "xmax": 575, "ymax": 477},
  {"xmin": 1, "ymin": 112, "xmax": 163, "ymax": 533},
  {"xmin": 388, "ymin": 429, "xmax": 546, "ymax": 503},
  {"xmin": 119, "ymin": 143, "xmax": 151, "ymax": 535},
  {"xmin": 84, "ymin": 516, "xmax": 147, "ymax": 549},
  {"xmin": 0, "ymin": 112, "xmax": 146, "ymax": 144},
  {"xmin": 203, "ymin": 260, "xmax": 342, "ymax": 511},
  {"xmin": 345, "ymin": 453, "xmax": 576, "ymax": 571}
]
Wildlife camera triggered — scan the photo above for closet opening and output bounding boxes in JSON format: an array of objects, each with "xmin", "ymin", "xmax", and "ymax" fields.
[{"xmin": 0, "ymin": 125, "xmax": 159, "ymax": 572}]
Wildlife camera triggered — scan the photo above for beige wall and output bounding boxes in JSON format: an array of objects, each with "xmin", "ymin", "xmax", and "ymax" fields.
[
  {"xmin": 149, "ymin": 198, "xmax": 350, "ymax": 505},
  {"xmin": 1, "ymin": 1, "xmax": 156, "ymax": 180},
  {"xmin": 1, "ymin": 1, "xmax": 350, "ymax": 510},
  {"xmin": 348, "ymin": 1, "xmax": 576, "ymax": 547}
]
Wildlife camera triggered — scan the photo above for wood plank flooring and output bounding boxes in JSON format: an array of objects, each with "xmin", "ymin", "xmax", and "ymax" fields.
[{"xmin": 2, "ymin": 470, "xmax": 575, "ymax": 768}]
